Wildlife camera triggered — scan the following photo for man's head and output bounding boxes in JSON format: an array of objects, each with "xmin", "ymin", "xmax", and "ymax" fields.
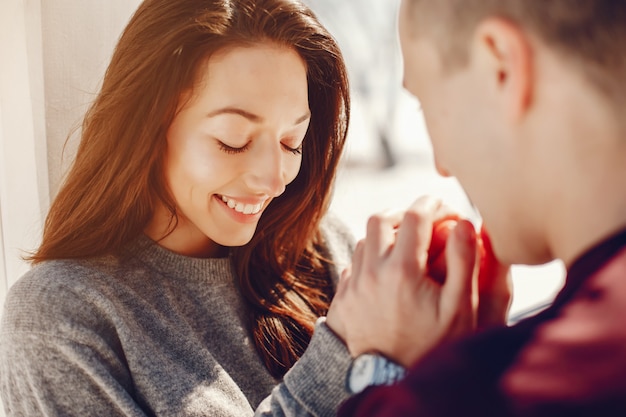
[
  {"xmin": 399, "ymin": 0, "xmax": 626, "ymax": 265},
  {"xmin": 402, "ymin": 1, "xmax": 626, "ymax": 96}
]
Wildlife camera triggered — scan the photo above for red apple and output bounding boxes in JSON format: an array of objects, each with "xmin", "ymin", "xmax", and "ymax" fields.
[{"xmin": 426, "ymin": 217, "xmax": 500, "ymax": 288}]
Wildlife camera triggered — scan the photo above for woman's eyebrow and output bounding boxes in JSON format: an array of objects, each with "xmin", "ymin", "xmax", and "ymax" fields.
[
  {"xmin": 207, "ymin": 107, "xmax": 311, "ymax": 126},
  {"xmin": 207, "ymin": 107, "xmax": 262, "ymax": 122}
]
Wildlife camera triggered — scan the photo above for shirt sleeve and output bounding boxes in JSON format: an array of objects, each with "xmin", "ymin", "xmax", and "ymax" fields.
[{"xmin": 501, "ymin": 263, "xmax": 626, "ymax": 413}]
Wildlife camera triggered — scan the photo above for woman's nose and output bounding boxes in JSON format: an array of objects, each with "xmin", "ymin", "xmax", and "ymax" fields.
[{"xmin": 245, "ymin": 142, "xmax": 287, "ymax": 197}]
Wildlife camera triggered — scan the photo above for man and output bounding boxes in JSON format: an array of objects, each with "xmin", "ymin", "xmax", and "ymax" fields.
[{"xmin": 326, "ymin": 0, "xmax": 626, "ymax": 415}]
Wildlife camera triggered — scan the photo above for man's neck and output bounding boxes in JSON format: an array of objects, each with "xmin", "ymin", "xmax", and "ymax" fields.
[{"xmin": 547, "ymin": 146, "xmax": 626, "ymax": 268}]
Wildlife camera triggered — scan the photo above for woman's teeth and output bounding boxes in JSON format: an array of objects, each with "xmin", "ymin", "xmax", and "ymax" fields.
[{"xmin": 220, "ymin": 195, "xmax": 263, "ymax": 215}]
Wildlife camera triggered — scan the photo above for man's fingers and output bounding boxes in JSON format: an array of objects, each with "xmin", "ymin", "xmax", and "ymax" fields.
[
  {"xmin": 476, "ymin": 227, "xmax": 513, "ymax": 327},
  {"xmin": 440, "ymin": 219, "xmax": 478, "ymax": 327},
  {"xmin": 348, "ymin": 240, "xmax": 365, "ymax": 288},
  {"xmin": 392, "ymin": 196, "xmax": 443, "ymax": 269},
  {"xmin": 335, "ymin": 266, "xmax": 351, "ymax": 297},
  {"xmin": 363, "ymin": 210, "xmax": 404, "ymax": 263}
]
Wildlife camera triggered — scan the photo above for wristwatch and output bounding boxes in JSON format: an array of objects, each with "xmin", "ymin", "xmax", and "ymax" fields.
[{"xmin": 346, "ymin": 353, "xmax": 407, "ymax": 394}]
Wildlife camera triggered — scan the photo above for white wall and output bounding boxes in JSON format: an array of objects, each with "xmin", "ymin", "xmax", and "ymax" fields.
[
  {"xmin": 1, "ymin": 2, "xmax": 48, "ymax": 416},
  {"xmin": 42, "ymin": 0, "xmax": 143, "ymax": 195},
  {"xmin": 0, "ymin": 0, "xmax": 142, "ymax": 308},
  {"xmin": 1, "ymin": 0, "xmax": 137, "ymax": 307},
  {"xmin": 0, "ymin": 1, "xmax": 141, "ymax": 415},
  {"xmin": 1, "ymin": 0, "xmax": 49, "ymax": 312}
]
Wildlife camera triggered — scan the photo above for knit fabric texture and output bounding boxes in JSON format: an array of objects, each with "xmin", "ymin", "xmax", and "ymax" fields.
[{"xmin": 0, "ymin": 215, "xmax": 355, "ymax": 417}]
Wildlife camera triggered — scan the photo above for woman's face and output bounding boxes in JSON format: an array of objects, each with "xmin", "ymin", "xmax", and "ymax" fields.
[{"xmin": 146, "ymin": 43, "xmax": 310, "ymax": 257}]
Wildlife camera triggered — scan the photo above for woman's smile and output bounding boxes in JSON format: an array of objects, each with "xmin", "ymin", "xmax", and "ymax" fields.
[{"xmin": 214, "ymin": 194, "xmax": 269, "ymax": 224}]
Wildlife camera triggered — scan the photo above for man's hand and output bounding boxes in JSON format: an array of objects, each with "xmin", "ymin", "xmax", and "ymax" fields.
[
  {"xmin": 326, "ymin": 196, "xmax": 480, "ymax": 367},
  {"xmin": 477, "ymin": 226, "xmax": 513, "ymax": 329}
]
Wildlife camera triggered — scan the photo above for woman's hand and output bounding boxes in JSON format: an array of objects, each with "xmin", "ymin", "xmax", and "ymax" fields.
[{"xmin": 326, "ymin": 196, "xmax": 480, "ymax": 367}]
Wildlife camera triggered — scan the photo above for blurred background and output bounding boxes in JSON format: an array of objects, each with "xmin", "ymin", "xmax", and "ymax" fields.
[
  {"xmin": 0, "ymin": 0, "xmax": 564, "ymax": 329},
  {"xmin": 305, "ymin": 0, "xmax": 565, "ymax": 317}
]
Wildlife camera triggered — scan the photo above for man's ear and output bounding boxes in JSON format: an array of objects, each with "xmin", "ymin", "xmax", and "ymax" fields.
[{"xmin": 471, "ymin": 17, "xmax": 533, "ymax": 122}]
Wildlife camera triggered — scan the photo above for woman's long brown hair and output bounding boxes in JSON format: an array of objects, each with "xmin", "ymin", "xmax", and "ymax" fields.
[{"xmin": 30, "ymin": 0, "xmax": 350, "ymax": 378}]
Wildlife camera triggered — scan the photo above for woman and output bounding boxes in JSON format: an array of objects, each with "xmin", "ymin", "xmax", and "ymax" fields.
[{"xmin": 0, "ymin": 0, "xmax": 353, "ymax": 415}]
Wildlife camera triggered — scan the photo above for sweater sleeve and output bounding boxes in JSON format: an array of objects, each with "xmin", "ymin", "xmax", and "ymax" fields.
[
  {"xmin": 253, "ymin": 214, "xmax": 356, "ymax": 417},
  {"xmin": 0, "ymin": 269, "xmax": 148, "ymax": 417},
  {"xmin": 254, "ymin": 318, "xmax": 353, "ymax": 417}
]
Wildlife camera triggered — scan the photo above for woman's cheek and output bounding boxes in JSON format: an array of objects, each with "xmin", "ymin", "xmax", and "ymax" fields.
[
  {"xmin": 284, "ymin": 155, "xmax": 303, "ymax": 185},
  {"xmin": 177, "ymin": 137, "xmax": 225, "ymax": 180}
]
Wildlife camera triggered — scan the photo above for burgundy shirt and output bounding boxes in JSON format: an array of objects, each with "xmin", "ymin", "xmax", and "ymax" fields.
[{"xmin": 339, "ymin": 229, "xmax": 626, "ymax": 416}]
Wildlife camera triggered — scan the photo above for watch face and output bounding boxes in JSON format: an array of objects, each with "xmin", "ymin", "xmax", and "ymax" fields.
[
  {"xmin": 347, "ymin": 353, "xmax": 407, "ymax": 394},
  {"xmin": 347, "ymin": 354, "xmax": 378, "ymax": 394}
]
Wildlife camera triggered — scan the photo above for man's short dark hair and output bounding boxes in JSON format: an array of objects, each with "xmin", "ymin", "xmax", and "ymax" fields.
[{"xmin": 405, "ymin": 0, "xmax": 626, "ymax": 103}]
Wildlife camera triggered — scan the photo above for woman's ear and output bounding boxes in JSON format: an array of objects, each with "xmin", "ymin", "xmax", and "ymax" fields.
[{"xmin": 472, "ymin": 17, "xmax": 533, "ymax": 123}]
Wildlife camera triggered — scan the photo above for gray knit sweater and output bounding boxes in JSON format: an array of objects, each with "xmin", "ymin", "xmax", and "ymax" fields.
[{"xmin": 0, "ymin": 217, "xmax": 354, "ymax": 417}]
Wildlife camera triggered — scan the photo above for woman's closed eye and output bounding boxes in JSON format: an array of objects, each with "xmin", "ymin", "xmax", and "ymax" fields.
[
  {"xmin": 216, "ymin": 139, "xmax": 303, "ymax": 155},
  {"xmin": 283, "ymin": 142, "xmax": 303, "ymax": 155},
  {"xmin": 217, "ymin": 140, "xmax": 250, "ymax": 154}
]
